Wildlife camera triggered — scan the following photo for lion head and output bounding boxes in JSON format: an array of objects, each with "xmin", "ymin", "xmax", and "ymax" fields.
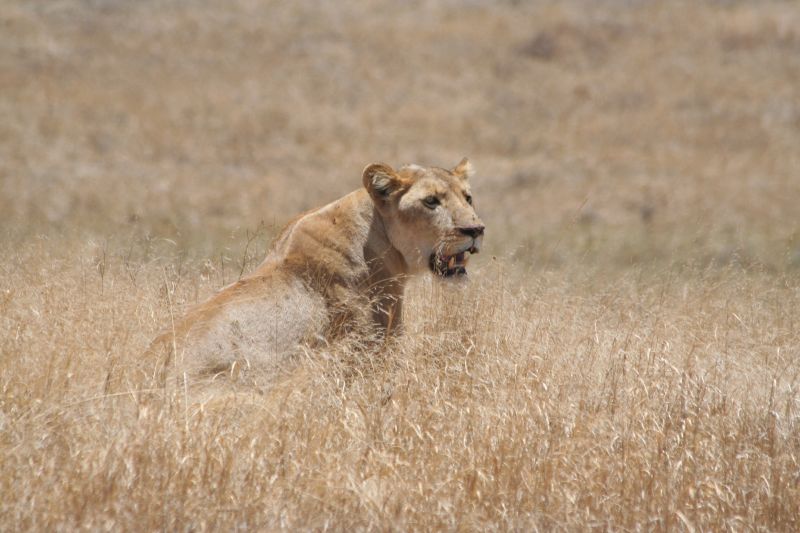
[{"xmin": 362, "ymin": 158, "xmax": 485, "ymax": 278}]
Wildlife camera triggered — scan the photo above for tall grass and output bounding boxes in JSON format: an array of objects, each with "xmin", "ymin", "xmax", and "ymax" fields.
[
  {"xmin": 3, "ymin": 0, "xmax": 800, "ymax": 529},
  {"xmin": 2, "ymin": 241, "xmax": 798, "ymax": 530}
]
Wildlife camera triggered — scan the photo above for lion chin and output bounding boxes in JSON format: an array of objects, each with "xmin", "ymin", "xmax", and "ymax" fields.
[{"xmin": 147, "ymin": 158, "xmax": 485, "ymax": 381}]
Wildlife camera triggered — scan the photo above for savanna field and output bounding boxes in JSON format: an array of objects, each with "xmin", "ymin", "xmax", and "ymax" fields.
[{"xmin": 2, "ymin": 0, "xmax": 800, "ymax": 530}]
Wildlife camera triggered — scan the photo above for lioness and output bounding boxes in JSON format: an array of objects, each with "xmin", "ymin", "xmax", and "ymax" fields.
[{"xmin": 150, "ymin": 158, "xmax": 484, "ymax": 377}]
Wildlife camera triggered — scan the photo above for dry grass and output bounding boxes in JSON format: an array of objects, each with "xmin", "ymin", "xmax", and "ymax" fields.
[
  {"xmin": 2, "ymin": 245, "xmax": 799, "ymax": 530},
  {"xmin": 2, "ymin": 0, "xmax": 800, "ymax": 530},
  {"xmin": 3, "ymin": 0, "xmax": 800, "ymax": 266}
]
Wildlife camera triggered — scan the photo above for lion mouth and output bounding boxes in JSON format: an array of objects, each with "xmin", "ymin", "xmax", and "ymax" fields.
[{"xmin": 429, "ymin": 247, "xmax": 477, "ymax": 277}]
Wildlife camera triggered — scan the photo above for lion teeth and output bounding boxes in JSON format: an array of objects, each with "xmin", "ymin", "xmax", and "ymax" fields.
[{"xmin": 440, "ymin": 252, "xmax": 472, "ymax": 272}]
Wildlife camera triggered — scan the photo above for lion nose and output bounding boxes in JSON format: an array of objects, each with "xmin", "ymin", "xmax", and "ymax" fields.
[{"xmin": 458, "ymin": 225, "xmax": 485, "ymax": 238}]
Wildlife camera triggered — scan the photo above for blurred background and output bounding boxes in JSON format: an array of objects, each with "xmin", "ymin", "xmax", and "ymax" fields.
[{"xmin": 2, "ymin": 0, "xmax": 799, "ymax": 271}]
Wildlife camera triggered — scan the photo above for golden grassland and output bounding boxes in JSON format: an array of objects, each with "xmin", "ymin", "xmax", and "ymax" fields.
[
  {"xmin": 2, "ymin": 249, "xmax": 799, "ymax": 530},
  {"xmin": 2, "ymin": 0, "xmax": 800, "ymax": 530}
]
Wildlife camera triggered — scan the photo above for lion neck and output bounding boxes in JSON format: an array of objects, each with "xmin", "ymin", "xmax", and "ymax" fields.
[
  {"xmin": 366, "ymin": 205, "xmax": 408, "ymax": 270},
  {"xmin": 360, "ymin": 200, "xmax": 409, "ymax": 334}
]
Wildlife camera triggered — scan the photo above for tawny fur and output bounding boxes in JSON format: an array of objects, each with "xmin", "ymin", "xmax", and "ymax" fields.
[{"xmin": 148, "ymin": 159, "xmax": 484, "ymax": 378}]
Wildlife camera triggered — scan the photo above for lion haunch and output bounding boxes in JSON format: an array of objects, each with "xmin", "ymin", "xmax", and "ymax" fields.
[{"xmin": 149, "ymin": 159, "xmax": 485, "ymax": 376}]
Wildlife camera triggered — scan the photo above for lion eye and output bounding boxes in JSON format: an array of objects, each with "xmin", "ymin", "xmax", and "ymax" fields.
[
  {"xmin": 422, "ymin": 196, "xmax": 440, "ymax": 209},
  {"xmin": 465, "ymin": 194, "xmax": 473, "ymax": 205}
]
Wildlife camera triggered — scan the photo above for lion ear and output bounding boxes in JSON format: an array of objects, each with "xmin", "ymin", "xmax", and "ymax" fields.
[
  {"xmin": 452, "ymin": 157, "xmax": 475, "ymax": 180},
  {"xmin": 363, "ymin": 163, "xmax": 404, "ymax": 202}
]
